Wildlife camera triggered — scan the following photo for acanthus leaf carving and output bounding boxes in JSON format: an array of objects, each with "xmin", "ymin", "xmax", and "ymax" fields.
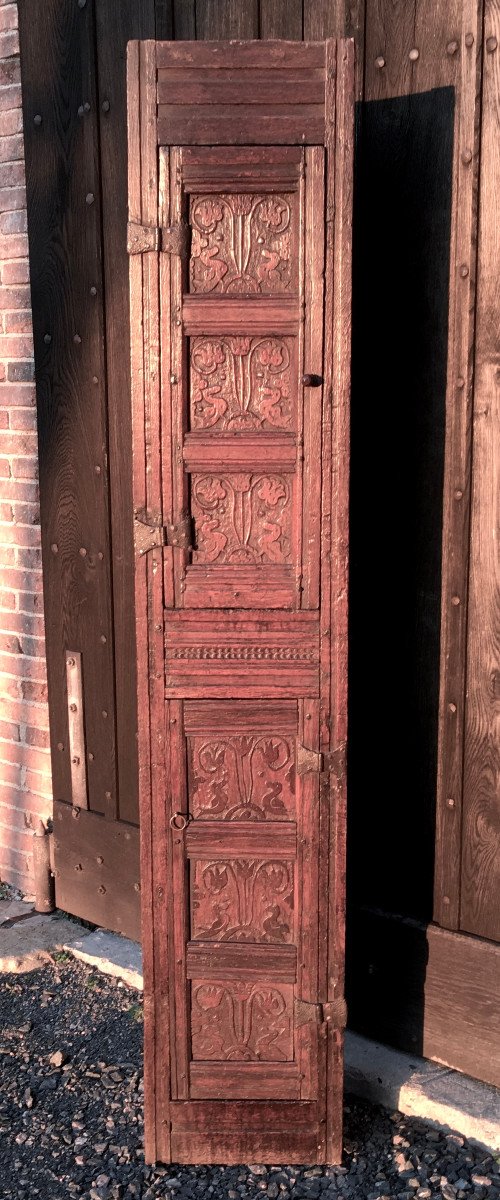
[
  {"xmin": 189, "ymin": 193, "xmax": 295, "ymax": 295},
  {"xmin": 191, "ymin": 981, "xmax": 293, "ymax": 1062},
  {"xmin": 191, "ymin": 858, "xmax": 294, "ymax": 944},
  {"xmin": 191, "ymin": 472, "xmax": 292, "ymax": 566},
  {"xmin": 188, "ymin": 734, "xmax": 295, "ymax": 821}
]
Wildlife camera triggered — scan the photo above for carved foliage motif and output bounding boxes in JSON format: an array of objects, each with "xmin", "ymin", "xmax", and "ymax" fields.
[
  {"xmin": 189, "ymin": 193, "xmax": 295, "ymax": 294},
  {"xmin": 188, "ymin": 735, "xmax": 295, "ymax": 821},
  {"xmin": 190, "ymin": 336, "xmax": 294, "ymax": 431},
  {"xmin": 191, "ymin": 859, "xmax": 294, "ymax": 943},
  {"xmin": 191, "ymin": 981, "xmax": 293, "ymax": 1062},
  {"xmin": 191, "ymin": 473, "xmax": 292, "ymax": 565}
]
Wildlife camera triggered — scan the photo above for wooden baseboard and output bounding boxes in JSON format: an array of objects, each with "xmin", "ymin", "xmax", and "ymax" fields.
[{"xmin": 346, "ymin": 907, "xmax": 500, "ymax": 1088}]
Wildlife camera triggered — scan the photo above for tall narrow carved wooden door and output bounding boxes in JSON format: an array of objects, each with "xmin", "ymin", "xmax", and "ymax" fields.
[{"xmin": 128, "ymin": 39, "xmax": 354, "ymax": 1165}]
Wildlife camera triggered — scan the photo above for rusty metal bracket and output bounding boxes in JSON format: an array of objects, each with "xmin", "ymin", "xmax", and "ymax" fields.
[
  {"xmin": 134, "ymin": 510, "xmax": 193, "ymax": 557},
  {"xmin": 127, "ymin": 222, "xmax": 160, "ymax": 254},
  {"xmin": 297, "ymin": 745, "xmax": 323, "ymax": 775},
  {"xmin": 295, "ymin": 996, "xmax": 348, "ymax": 1031},
  {"xmin": 297, "ymin": 741, "xmax": 347, "ymax": 776},
  {"xmin": 127, "ymin": 220, "xmax": 189, "ymax": 258},
  {"xmin": 164, "ymin": 513, "xmax": 193, "ymax": 549},
  {"xmin": 162, "ymin": 220, "xmax": 190, "ymax": 258}
]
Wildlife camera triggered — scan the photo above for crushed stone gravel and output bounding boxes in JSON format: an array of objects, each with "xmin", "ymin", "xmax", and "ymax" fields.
[{"xmin": 0, "ymin": 957, "xmax": 499, "ymax": 1200}]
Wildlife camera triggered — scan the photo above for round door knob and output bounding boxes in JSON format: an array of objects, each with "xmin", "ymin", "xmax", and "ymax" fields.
[
  {"xmin": 169, "ymin": 812, "xmax": 189, "ymax": 831},
  {"xmin": 302, "ymin": 373, "xmax": 323, "ymax": 387}
]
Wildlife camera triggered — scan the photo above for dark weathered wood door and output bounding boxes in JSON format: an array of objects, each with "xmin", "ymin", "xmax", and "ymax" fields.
[{"xmin": 128, "ymin": 38, "xmax": 353, "ymax": 1165}]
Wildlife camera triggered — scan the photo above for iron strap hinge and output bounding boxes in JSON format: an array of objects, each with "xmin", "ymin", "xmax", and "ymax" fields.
[
  {"xmin": 295, "ymin": 996, "xmax": 348, "ymax": 1032},
  {"xmin": 127, "ymin": 220, "xmax": 190, "ymax": 258},
  {"xmin": 134, "ymin": 510, "xmax": 192, "ymax": 557},
  {"xmin": 296, "ymin": 741, "xmax": 347, "ymax": 777}
]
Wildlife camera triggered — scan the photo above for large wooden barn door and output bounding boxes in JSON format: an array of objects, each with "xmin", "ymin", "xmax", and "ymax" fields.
[{"xmin": 128, "ymin": 39, "xmax": 353, "ymax": 1164}]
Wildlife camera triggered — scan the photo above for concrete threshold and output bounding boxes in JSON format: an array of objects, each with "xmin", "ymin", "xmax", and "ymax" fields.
[{"xmin": 2, "ymin": 908, "xmax": 498, "ymax": 1155}]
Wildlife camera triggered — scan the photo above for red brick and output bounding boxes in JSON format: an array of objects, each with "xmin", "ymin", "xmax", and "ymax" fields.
[
  {"xmin": 0, "ymin": 130, "xmax": 23, "ymax": 162},
  {"xmin": 0, "ymin": 717, "xmax": 19, "ymax": 740},
  {"xmin": 7, "ymin": 360, "xmax": 34, "ymax": 382},
  {"xmin": 0, "ymin": 407, "xmax": 7, "ymax": 428},
  {"xmin": 0, "ymin": 107, "xmax": 21, "ymax": 136},
  {"xmin": 8, "ymin": 407, "xmax": 36, "ymax": 430},
  {"xmin": 0, "ymin": 586, "xmax": 15, "ymax": 606},
  {"xmin": 0, "ymin": 697, "xmax": 48, "ymax": 728},
  {"xmin": 4, "ymin": 311, "xmax": 33, "ymax": 333},
  {"xmin": 17, "ymin": 591, "xmax": 43, "ymax": 614},
  {"xmin": 0, "ymin": 543, "xmax": 14, "ymax": 563},
  {"xmin": 0, "ymin": 28, "xmax": 19, "ymax": 56},
  {"xmin": 1, "ymin": 256, "xmax": 28, "ymax": 282},
  {"xmin": 0, "ymin": 5, "xmax": 18, "ymax": 33},
  {"xmin": 0, "ymin": 207, "xmax": 26, "ymax": 234},
  {"xmin": 3, "ymin": 610, "xmax": 45, "ymax": 636},
  {"xmin": 0, "ymin": 333, "xmax": 32, "ymax": 356},
  {"xmin": 0, "ymin": 380, "xmax": 35, "ymax": 403},
  {"xmin": 0, "ymin": 84, "xmax": 21, "ymax": 112},
  {"xmin": 0, "ymin": 740, "xmax": 49, "ymax": 773},
  {"xmin": 0, "ymin": 429, "xmax": 37, "ymax": 453},
  {"xmin": 0, "ymin": 822, "xmax": 35, "ymax": 855},
  {"xmin": 25, "ymin": 726, "xmax": 50, "ymax": 749},
  {"xmin": 0, "ymin": 231, "xmax": 28, "ymax": 256},
  {"xmin": 0, "ymin": 498, "xmax": 12, "ymax": 519},
  {"xmin": 1, "ymin": 566, "xmax": 42, "ymax": 589},
  {"xmin": 0, "ymin": 58, "xmax": 19, "ymax": 86},
  {"xmin": 0, "ymin": 455, "xmax": 10, "ymax": 475},
  {"xmin": 10, "ymin": 459, "xmax": 38, "ymax": 481},
  {"xmin": 1, "ymin": 481, "xmax": 38, "ymax": 502},
  {"xmin": 0, "ymin": 287, "xmax": 31, "ymax": 310},
  {"xmin": 0, "ymin": 651, "xmax": 46, "ymax": 680}
]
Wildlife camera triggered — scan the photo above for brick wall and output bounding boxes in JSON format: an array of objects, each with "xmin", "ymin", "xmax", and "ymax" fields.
[{"xmin": 0, "ymin": 0, "xmax": 52, "ymax": 895}]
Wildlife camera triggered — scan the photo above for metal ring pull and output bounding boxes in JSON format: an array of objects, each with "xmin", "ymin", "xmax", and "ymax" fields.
[{"xmin": 169, "ymin": 812, "xmax": 189, "ymax": 831}]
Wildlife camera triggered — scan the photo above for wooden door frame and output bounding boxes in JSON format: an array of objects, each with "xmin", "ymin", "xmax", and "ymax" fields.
[{"xmin": 127, "ymin": 37, "xmax": 354, "ymax": 1164}]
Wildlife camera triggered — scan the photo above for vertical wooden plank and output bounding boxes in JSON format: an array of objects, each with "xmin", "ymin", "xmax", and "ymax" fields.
[
  {"xmin": 324, "ymin": 36, "xmax": 354, "ymax": 1164},
  {"xmin": 432, "ymin": 1, "xmax": 484, "ymax": 930},
  {"xmin": 140, "ymin": 38, "xmax": 171, "ymax": 1163},
  {"xmin": 173, "ymin": 0, "xmax": 196, "ymax": 38},
  {"xmin": 195, "ymin": 0, "xmax": 259, "ymax": 39},
  {"xmin": 303, "ymin": 1, "xmax": 365, "ymax": 98},
  {"xmin": 302, "ymin": 147, "xmax": 325, "ymax": 611},
  {"xmin": 18, "ymin": 0, "xmax": 117, "ymax": 821},
  {"xmin": 460, "ymin": 0, "xmax": 500, "ymax": 943},
  {"xmin": 364, "ymin": 0, "xmax": 416, "ymax": 99},
  {"xmin": 95, "ymin": 0, "xmax": 155, "ymax": 828},
  {"xmin": 155, "ymin": 0, "xmax": 174, "ymax": 37},
  {"xmin": 127, "ymin": 37, "xmax": 156, "ymax": 1160},
  {"xmin": 128, "ymin": 37, "xmax": 171, "ymax": 1164},
  {"xmin": 260, "ymin": 0, "xmax": 302, "ymax": 39}
]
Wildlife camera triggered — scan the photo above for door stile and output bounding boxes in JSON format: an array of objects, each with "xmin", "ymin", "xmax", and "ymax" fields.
[
  {"xmin": 303, "ymin": 147, "xmax": 326, "ymax": 611},
  {"xmin": 128, "ymin": 39, "xmax": 171, "ymax": 1165},
  {"xmin": 323, "ymin": 38, "xmax": 355, "ymax": 1163},
  {"xmin": 169, "ymin": 147, "xmax": 190, "ymax": 610},
  {"xmin": 168, "ymin": 700, "xmax": 191, "ymax": 1100},
  {"xmin": 296, "ymin": 697, "xmax": 322, "ymax": 1109},
  {"xmin": 295, "ymin": 150, "xmax": 305, "ymax": 610},
  {"xmin": 159, "ymin": 148, "xmax": 175, "ymax": 610}
]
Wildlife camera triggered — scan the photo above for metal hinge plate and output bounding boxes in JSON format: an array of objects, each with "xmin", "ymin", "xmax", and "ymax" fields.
[
  {"xmin": 127, "ymin": 220, "xmax": 189, "ymax": 258},
  {"xmin": 297, "ymin": 741, "xmax": 347, "ymax": 776},
  {"xmin": 295, "ymin": 996, "xmax": 348, "ymax": 1031},
  {"xmin": 134, "ymin": 510, "xmax": 192, "ymax": 557}
]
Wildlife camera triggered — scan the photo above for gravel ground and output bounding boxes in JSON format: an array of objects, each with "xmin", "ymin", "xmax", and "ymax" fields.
[{"xmin": 0, "ymin": 957, "xmax": 499, "ymax": 1200}]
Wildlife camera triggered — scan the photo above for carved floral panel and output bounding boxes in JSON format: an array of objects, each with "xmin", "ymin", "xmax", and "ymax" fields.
[
  {"xmin": 189, "ymin": 193, "xmax": 296, "ymax": 294},
  {"xmin": 187, "ymin": 734, "xmax": 295, "ymax": 821},
  {"xmin": 191, "ymin": 980, "xmax": 293, "ymax": 1062},
  {"xmin": 190, "ymin": 336, "xmax": 295, "ymax": 432},
  {"xmin": 191, "ymin": 859, "xmax": 294, "ymax": 943},
  {"xmin": 191, "ymin": 473, "xmax": 292, "ymax": 565}
]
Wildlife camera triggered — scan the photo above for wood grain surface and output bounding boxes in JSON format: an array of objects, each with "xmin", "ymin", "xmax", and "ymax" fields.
[{"xmin": 461, "ymin": 0, "xmax": 500, "ymax": 943}]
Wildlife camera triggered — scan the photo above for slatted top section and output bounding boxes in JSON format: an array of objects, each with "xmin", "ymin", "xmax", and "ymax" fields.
[{"xmin": 156, "ymin": 40, "xmax": 327, "ymax": 145}]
